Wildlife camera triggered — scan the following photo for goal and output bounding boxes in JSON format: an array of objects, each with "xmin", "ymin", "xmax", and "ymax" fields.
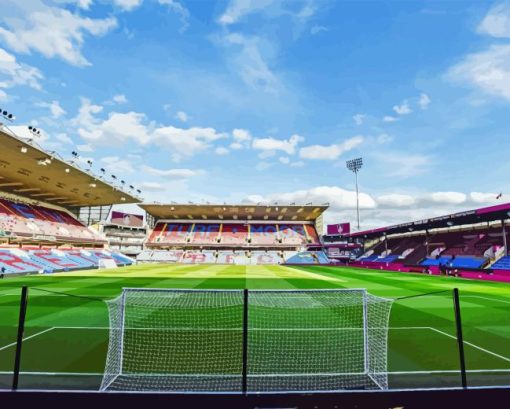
[{"xmin": 100, "ymin": 288, "xmax": 393, "ymax": 393}]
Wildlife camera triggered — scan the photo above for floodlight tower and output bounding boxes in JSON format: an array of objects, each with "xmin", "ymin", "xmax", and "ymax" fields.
[{"xmin": 346, "ymin": 157, "xmax": 363, "ymax": 231}]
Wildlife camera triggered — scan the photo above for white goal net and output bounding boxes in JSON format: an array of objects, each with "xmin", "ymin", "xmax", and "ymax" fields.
[{"xmin": 100, "ymin": 288, "xmax": 393, "ymax": 393}]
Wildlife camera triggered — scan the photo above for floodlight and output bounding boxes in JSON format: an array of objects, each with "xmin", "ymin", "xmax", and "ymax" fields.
[{"xmin": 346, "ymin": 157, "xmax": 364, "ymax": 231}]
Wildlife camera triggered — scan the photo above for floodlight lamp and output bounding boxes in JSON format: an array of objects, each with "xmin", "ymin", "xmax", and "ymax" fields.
[{"xmin": 346, "ymin": 157, "xmax": 363, "ymax": 173}]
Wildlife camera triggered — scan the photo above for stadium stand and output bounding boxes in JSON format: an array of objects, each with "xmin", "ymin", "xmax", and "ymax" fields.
[
  {"xmin": 249, "ymin": 224, "xmax": 279, "ymax": 245},
  {"xmin": 0, "ymin": 248, "xmax": 133, "ymax": 274},
  {"xmin": 491, "ymin": 255, "xmax": 510, "ymax": 270},
  {"xmin": 190, "ymin": 224, "xmax": 220, "ymax": 244},
  {"xmin": 0, "ymin": 197, "xmax": 104, "ymax": 243},
  {"xmin": 220, "ymin": 224, "xmax": 248, "ymax": 244},
  {"xmin": 250, "ymin": 250, "xmax": 282, "ymax": 264}
]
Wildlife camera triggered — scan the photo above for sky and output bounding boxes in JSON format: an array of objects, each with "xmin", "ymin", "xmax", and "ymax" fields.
[{"xmin": 1, "ymin": 0, "xmax": 510, "ymax": 230}]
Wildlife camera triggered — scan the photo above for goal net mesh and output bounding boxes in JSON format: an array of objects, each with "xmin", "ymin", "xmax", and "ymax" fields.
[{"xmin": 100, "ymin": 288, "xmax": 393, "ymax": 393}]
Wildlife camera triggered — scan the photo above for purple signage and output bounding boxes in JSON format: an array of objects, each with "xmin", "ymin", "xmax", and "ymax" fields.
[{"xmin": 327, "ymin": 223, "xmax": 350, "ymax": 235}]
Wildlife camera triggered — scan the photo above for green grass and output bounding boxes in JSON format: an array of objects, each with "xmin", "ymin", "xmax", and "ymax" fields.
[{"xmin": 0, "ymin": 263, "xmax": 509, "ymax": 391}]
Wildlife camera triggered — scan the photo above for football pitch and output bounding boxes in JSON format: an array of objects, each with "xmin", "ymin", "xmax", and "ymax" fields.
[{"xmin": 0, "ymin": 264, "xmax": 509, "ymax": 392}]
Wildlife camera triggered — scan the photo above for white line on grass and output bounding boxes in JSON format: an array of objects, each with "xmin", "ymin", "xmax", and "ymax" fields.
[
  {"xmin": 0, "ymin": 327, "xmax": 55, "ymax": 351},
  {"xmin": 46, "ymin": 325, "xmax": 433, "ymax": 331},
  {"xmin": 428, "ymin": 327, "xmax": 510, "ymax": 362},
  {"xmin": 463, "ymin": 295, "xmax": 510, "ymax": 305}
]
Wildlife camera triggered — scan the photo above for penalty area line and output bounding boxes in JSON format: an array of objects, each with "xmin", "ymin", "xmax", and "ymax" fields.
[
  {"xmin": 427, "ymin": 327, "xmax": 510, "ymax": 363},
  {"xmin": 0, "ymin": 327, "xmax": 55, "ymax": 351}
]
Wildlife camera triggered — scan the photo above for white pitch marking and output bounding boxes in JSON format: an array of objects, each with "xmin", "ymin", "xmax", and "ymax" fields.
[
  {"xmin": 0, "ymin": 327, "xmax": 55, "ymax": 351},
  {"xmin": 427, "ymin": 327, "xmax": 510, "ymax": 363},
  {"xmin": 463, "ymin": 295, "xmax": 510, "ymax": 305}
]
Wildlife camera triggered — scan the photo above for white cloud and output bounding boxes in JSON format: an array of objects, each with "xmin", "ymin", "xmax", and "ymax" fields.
[
  {"xmin": 77, "ymin": 143, "xmax": 93, "ymax": 152},
  {"xmin": 230, "ymin": 128, "xmax": 252, "ymax": 149},
  {"xmin": 353, "ymin": 114, "xmax": 365, "ymax": 125},
  {"xmin": 393, "ymin": 100, "xmax": 412, "ymax": 115},
  {"xmin": 141, "ymin": 165, "xmax": 205, "ymax": 179},
  {"xmin": 477, "ymin": 2, "xmax": 510, "ymax": 38},
  {"xmin": 375, "ymin": 152, "xmax": 431, "ymax": 178},
  {"xmin": 219, "ymin": 33, "xmax": 279, "ymax": 92},
  {"xmin": 215, "ymin": 146, "xmax": 230, "ymax": 155},
  {"xmin": 290, "ymin": 160, "xmax": 304, "ymax": 167},
  {"xmin": 279, "ymin": 156, "xmax": 290, "ymax": 164},
  {"xmin": 383, "ymin": 115, "xmax": 398, "ymax": 123},
  {"xmin": 100, "ymin": 156, "xmax": 135, "ymax": 174},
  {"xmin": 37, "ymin": 100, "xmax": 66, "ymax": 118},
  {"xmin": 253, "ymin": 134, "xmax": 303, "ymax": 155},
  {"xmin": 158, "ymin": 0, "xmax": 190, "ymax": 32},
  {"xmin": 153, "ymin": 126, "xmax": 228, "ymax": 162},
  {"xmin": 0, "ymin": 89, "xmax": 7, "ymax": 101},
  {"xmin": 112, "ymin": 94, "xmax": 128, "ymax": 104},
  {"xmin": 9, "ymin": 125, "xmax": 48, "ymax": 144},
  {"xmin": 113, "ymin": 0, "xmax": 143, "ymax": 11},
  {"xmin": 175, "ymin": 111, "xmax": 188, "ymax": 122},
  {"xmin": 241, "ymin": 187, "xmax": 504, "ymax": 230},
  {"xmin": 0, "ymin": 47, "xmax": 43, "ymax": 91},
  {"xmin": 233, "ymin": 128, "xmax": 252, "ymax": 142},
  {"xmin": 418, "ymin": 93, "xmax": 431, "ymax": 110},
  {"xmin": 0, "ymin": 2, "xmax": 117, "ymax": 66},
  {"xmin": 310, "ymin": 25, "xmax": 327, "ymax": 35},
  {"xmin": 243, "ymin": 186, "xmax": 377, "ymax": 211},
  {"xmin": 428, "ymin": 191, "xmax": 467, "ymax": 205},
  {"xmin": 447, "ymin": 44, "xmax": 510, "ymax": 101},
  {"xmin": 218, "ymin": 0, "xmax": 316, "ymax": 26},
  {"xmin": 230, "ymin": 142, "xmax": 244, "ymax": 150},
  {"xmin": 140, "ymin": 181, "xmax": 166, "ymax": 191},
  {"xmin": 55, "ymin": 133, "xmax": 72, "ymax": 144},
  {"xmin": 376, "ymin": 133, "xmax": 393, "ymax": 144},
  {"xmin": 470, "ymin": 191, "xmax": 501, "ymax": 203},
  {"xmin": 299, "ymin": 135, "xmax": 363, "ymax": 160},
  {"xmin": 377, "ymin": 194, "xmax": 416, "ymax": 208},
  {"xmin": 218, "ymin": 0, "xmax": 278, "ymax": 25},
  {"xmin": 72, "ymin": 99, "xmax": 228, "ymax": 162}
]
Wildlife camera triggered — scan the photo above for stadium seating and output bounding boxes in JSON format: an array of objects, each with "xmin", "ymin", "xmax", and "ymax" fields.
[
  {"xmin": 150, "ymin": 223, "xmax": 192, "ymax": 244},
  {"xmin": 220, "ymin": 224, "xmax": 248, "ymax": 244},
  {"xmin": 190, "ymin": 224, "xmax": 220, "ymax": 244},
  {"xmin": 217, "ymin": 250, "xmax": 236, "ymax": 264},
  {"xmin": 0, "ymin": 198, "xmax": 104, "ymax": 243},
  {"xmin": 420, "ymin": 256, "xmax": 452, "ymax": 266},
  {"xmin": 448, "ymin": 256, "xmax": 486, "ymax": 269},
  {"xmin": 181, "ymin": 250, "xmax": 216, "ymax": 264},
  {"xmin": 278, "ymin": 224, "xmax": 307, "ymax": 245},
  {"xmin": 491, "ymin": 255, "xmax": 510, "ymax": 270},
  {"xmin": 146, "ymin": 222, "xmax": 321, "ymax": 248},
  {"xmin": 0, "ymin": 248, "xmax": 132, "ymax": 274},
  {"xmin": 250, "ymin": 251, "xmax": 282, "ymax": 265},
  {"xmin": 249, "ymin": 224, "xmax": 279, "ymax": 245}
]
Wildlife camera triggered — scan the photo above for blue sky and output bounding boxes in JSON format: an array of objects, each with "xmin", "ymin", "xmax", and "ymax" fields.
[{"xmin": 1, "ymin": 0, "xmax": 510, "ymax": 229}]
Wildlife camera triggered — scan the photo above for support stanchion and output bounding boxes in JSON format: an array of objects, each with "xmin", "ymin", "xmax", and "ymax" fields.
[
  {"xmin": 453, "ymin": 287, "xmax": 467, "ymax": 389},
  {"xmin": 242, "ymin": 289, "xmax": 249, "ymax": 395},
  {"xmin": 12, "ymin": 286, "xmax": 29, "ymax": 391}
]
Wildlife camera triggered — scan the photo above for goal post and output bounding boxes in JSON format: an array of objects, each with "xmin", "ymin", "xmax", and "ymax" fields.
[{"xmin": 100, "ymin": 288, "xmax": 393, "ymax": 393}]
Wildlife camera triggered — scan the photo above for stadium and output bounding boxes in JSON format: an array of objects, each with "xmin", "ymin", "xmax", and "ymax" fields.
[
  {"xmin": 0, "ymin": 122, "xmax": 509, "ymax": 408},
  {"xmin": 2, "ymin": 2, "xmax": 510, "ymax": 407}
]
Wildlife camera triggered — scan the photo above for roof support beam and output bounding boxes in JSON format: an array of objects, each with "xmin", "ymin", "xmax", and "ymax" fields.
[{"xmin": 0, "ymin": 182, "xmax": 23, "ymax": 187}]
